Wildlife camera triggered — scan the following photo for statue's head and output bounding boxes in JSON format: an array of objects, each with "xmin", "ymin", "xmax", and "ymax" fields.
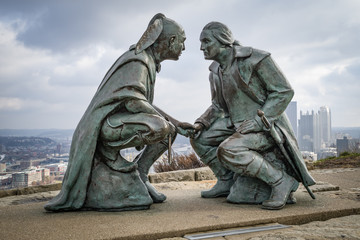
[
  {"xmin": 136, "ymin": 13, "xmax": 186, "ymax": 62},
  {"xmin": 199, "ymin": 22, "xmax": 235, "ymax": 61}
]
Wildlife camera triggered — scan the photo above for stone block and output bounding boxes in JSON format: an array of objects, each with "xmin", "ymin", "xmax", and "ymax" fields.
[
  {"xmin": 149, "ymin": 169, "xmax": 196, "ymax": 183},
  {"xmin": 195, "ymin": 167, "xmax": 216, "ymax": 181}
]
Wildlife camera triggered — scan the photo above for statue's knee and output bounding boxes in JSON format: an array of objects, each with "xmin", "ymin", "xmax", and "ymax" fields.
[
  {"xmin": 154, "ymin": 120, "xmax": 173, "ymax": 138},
  {"xmin": 217, "ymin": 141, "xmax": 248, "ymax": 164}
]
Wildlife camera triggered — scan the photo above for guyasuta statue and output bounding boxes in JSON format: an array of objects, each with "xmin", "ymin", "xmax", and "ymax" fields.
[
  {"xmin": 44, "ymin": 13, "xmax": 193, "ymax": 212},
  {"xmin": 190, "ymin": 22, "xmax": 316, "ymax": 210}
]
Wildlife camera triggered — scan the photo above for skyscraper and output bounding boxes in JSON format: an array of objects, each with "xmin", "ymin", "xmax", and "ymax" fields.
[
  {"xmin": 298, "ymin": 110, "xmax": 316, "ymax": 152},
  {"xmin": 318, "ymin": 106, "xmax": 332, "ymax": 146},
  {"xmin": 285, "ymin": 101, "xmax": 297, "ymax": 138}
]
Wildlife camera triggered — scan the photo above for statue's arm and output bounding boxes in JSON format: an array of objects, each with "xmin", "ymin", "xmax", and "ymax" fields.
[
  {"xmin": 256, "ymin": 56, "xmax": 294, "ymax": 123},
  {"xmin": 118, "ymin": 61, "xmax": 165, "ymax": 118},
  {"xmin": 125, "ymin": 98, "xmax": 163, "ymax": 117},
  {"xmin": 153, "ymin": 105, "xmax": 180, "ymax": 125},
  {"xmin": 153, "ymin": 106, "xmax": 195, "ymax": 137}
]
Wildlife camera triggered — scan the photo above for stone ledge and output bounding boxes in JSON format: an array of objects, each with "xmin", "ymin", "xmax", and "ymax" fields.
[
  {"xmin": 0, "ymin": 167, "xmax": 215, "ymax": 198},
  {"xmin": 149, "ymin": 167, "xmax": 215, "ymax": 183},
  {"xmin": 0, "ymin": 183, "xmax": 62, "ymax": 198},
  {"xmin": 2, "ymin": 167, "xmax": 354, "ymax": 199}
]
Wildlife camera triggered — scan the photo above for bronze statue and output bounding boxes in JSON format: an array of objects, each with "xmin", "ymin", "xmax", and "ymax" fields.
[
  {"xmin": 45, "ymin": 13, "xmax": 192, "ymax": 211},
  {"xmin": 191, "ymin": 22, "xmax": 316, "ymax": 210}
]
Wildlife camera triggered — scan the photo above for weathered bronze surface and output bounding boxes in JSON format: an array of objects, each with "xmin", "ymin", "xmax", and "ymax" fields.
[
  {"xmin": 44, "ymin": 17, "xmax": 316, "ymax": 212},
  {"xmin": 191, "ymin": 22, "xmax": 316, "ymax": 210},
  {"xmin": 44, "ymin": 13, "xmax": 192, "ymax": 212}
]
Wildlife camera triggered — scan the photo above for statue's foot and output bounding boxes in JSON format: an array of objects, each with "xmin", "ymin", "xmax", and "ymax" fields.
[
  {"xmin": 262, "ymin": 175, "xmax": 299, "ymax": 210},
  {"xmin": 144, "ymin": 181, "xmax": 166, "ymax": 203},
  {"xmin": 201, "ymin": 179, "xmax": 234, "ymax": 198}
]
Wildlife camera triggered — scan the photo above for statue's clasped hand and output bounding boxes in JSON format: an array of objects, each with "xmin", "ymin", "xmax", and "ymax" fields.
[
  {"xmin": 236, "ymin": 119, "xmax": 263, "ymax": 134},
  {"xmin": 176, "ymin": 122, "xmax": 196, "ymax": 138},
  {"xmin": 191, "ymin": 123, "xmax": 204, "ymax": 139}
]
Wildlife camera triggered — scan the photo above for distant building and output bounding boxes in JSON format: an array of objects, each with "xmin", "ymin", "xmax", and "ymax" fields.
[
  {"xmin": 318, "ymin": 106, "xmax": 332, "ymax": 146},
  {"xmin": 37, "ymin": 168, "xmax": 50, "ymax": 183},
  {"xmin": 20, "ymin": 160, "xmax": 33, "ymax": 170},
  {"xmin": 298, "ymin": 110, "xmax": 316, "ymax": 152},
  {"xmin": 285, "ymin": 101, "xmax": 297, "ymax": 138},
  {"xmin": 12, "ymin": 170, "xmax": 40, "ymax": 188},
  {"xmin": 318, "ymin": 147, "xmax": 337, "ymax": 159},
  {"xmin": 298, "ymin": 106, "xmax": 333, "ymax": 158},
  {"xmin": 11, "ymin": 167, "xmax": 50, "ymax": 188},
  {"xmin": 0, "ymin": 174, "xmax": 12, "ymax": 188},
  {"xmin": 44, "ymin": 163, "xmax": 67, "ymax": 175},
  {"xmin": 337, "ymin": 137, "xmax": 360, "ymax": 156}
]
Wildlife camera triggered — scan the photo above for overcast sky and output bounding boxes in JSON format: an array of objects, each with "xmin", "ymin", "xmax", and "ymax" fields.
[{"xmin": 1, "ymin": 0, "xmax": 359, "ymax": 129}]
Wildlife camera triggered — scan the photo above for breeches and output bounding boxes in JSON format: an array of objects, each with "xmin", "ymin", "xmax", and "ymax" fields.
[
  {"xmin": 191, "ymin": 117, "xmax": 276, "ymax": 175},
  {"xmin": 98, "ymin": 112, "xmax": 175, "ymax": 160}
]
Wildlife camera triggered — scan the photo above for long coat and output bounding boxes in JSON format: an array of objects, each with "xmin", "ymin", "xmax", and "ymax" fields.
[
  {"xmin": 196, "ymin": 45, "xmax": 315, "ymax": 187},
  {"xmin": 44, "ymin": 46, "xmax": 157, "ymax": 211}
]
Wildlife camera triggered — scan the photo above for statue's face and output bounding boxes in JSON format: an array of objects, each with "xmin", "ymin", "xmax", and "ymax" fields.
[
  {"xmin": 200, "ymin": 30, "xmax": 223, "ymax": 60},
  {"xmin": 168, "ymin": 30, "xmax": 186, "ymax": 60}
]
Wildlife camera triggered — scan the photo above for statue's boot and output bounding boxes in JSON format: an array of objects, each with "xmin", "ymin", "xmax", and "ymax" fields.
[
  {"xmin": 135, "ymin": 140, "xmax": 169, "ymax": 203},
  {"xmin": 261, "ymin": 170, "xmax": 298, "ymax": 210},
  {"xmin": 201, "ymin": 161, "xmax": 234, "ymax": 198},
  {"xmin": 222, "ymin": 152, "xmax": 298, "ymax": 209},
  {"xmin": 250, "ymin": 158, "xmax": 298, "ymax": 210}
]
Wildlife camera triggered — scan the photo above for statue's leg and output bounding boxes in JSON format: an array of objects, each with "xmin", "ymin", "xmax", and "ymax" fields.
[
  {"xmin": 190, "ymin": 117, "xmax": 235, "ymax": 198},
  {"xmin": 98, "ymin": 112, "xmax": 173, "ymax": 171},
  {"xmin": 98, "ymin": 112, "xmax": 174, "ymax": 203},
  {"xmin": 217, "ymin": 132, "xmax": 298, "ymax": 210},
  {"xmin": 134, "ymin": 130, "xmax": 176, "ymax": 203}
]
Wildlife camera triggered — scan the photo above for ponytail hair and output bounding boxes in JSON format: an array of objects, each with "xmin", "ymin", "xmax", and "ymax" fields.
[{"xmin": 202, "ymin": 22, "xmax": 240, "ymax": 47}]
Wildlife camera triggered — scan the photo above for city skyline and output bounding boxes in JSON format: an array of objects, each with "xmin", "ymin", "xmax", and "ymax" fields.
[
  {"xmin": 1, "ymin": 1, "xmax": 360, "ymax": 129},
  {"xmin": 298, "ymin": 105, "xmax": 332, "ymax": 154}
]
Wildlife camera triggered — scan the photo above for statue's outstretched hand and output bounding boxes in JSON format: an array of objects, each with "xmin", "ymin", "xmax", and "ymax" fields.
[
  {"xmin": 236, "ymin": 119, "xmax": 262, "ymax": 134},
  {"xmin": 176, "ymin": 122, "xmax": 196, "ymax": 138},
  {"xmin": 192, "ymin": 123, "xmax": 204, "ymax": 139}
]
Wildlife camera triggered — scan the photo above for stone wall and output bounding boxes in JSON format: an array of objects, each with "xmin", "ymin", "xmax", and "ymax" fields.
[{"xmin": 0, "ymin": 167, "xmax": 215, "ymax": 198}]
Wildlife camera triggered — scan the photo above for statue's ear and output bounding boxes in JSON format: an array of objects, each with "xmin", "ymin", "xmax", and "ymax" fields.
[
  {"xmin": 135, "ymin": 19, "xmax": 163, "ymax": 54},
  {"xmin": 169, "ymin": 35, "xmax": 176, "ymax": 46}
]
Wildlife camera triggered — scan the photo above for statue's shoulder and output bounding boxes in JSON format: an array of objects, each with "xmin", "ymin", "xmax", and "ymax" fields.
[
  {"xmin": 235, "ymin": 45, "xmax": 270, "ymax": 59},
  {"xmin": 234, "ymin": 46, "xmax": 270, "ymax": 66},
  {"xmin": 120, "ymin": 45, "xmax": 152, "ymax": 67}
]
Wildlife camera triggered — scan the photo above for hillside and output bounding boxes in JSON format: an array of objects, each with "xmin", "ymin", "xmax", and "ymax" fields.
[{"xmin": 312, "ymin": 152, "xmax": 360, "ymax": 169}]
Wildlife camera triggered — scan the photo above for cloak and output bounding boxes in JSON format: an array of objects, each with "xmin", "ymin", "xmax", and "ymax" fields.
[{"xmin": 45, "ymin": 46, "xmax": 157, "ymax": 211}]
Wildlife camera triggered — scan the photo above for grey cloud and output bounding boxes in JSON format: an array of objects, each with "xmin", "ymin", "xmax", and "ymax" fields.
[
  {"xmin": 1, "ymin": 0, "xmax": 360, "ymax": 128},
  {"xmin": 0, "ymin": 0, "xmax": 182, "ymax": 52}
]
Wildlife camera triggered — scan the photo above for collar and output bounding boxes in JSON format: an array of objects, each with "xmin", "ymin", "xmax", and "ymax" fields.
[
  {"xmin": 209, "ymin": 45, "xmax": 252, "ymax": 73},
  {"xmin": 234, "ymin": 45, "xmax": 252, "ymax": 58}
]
